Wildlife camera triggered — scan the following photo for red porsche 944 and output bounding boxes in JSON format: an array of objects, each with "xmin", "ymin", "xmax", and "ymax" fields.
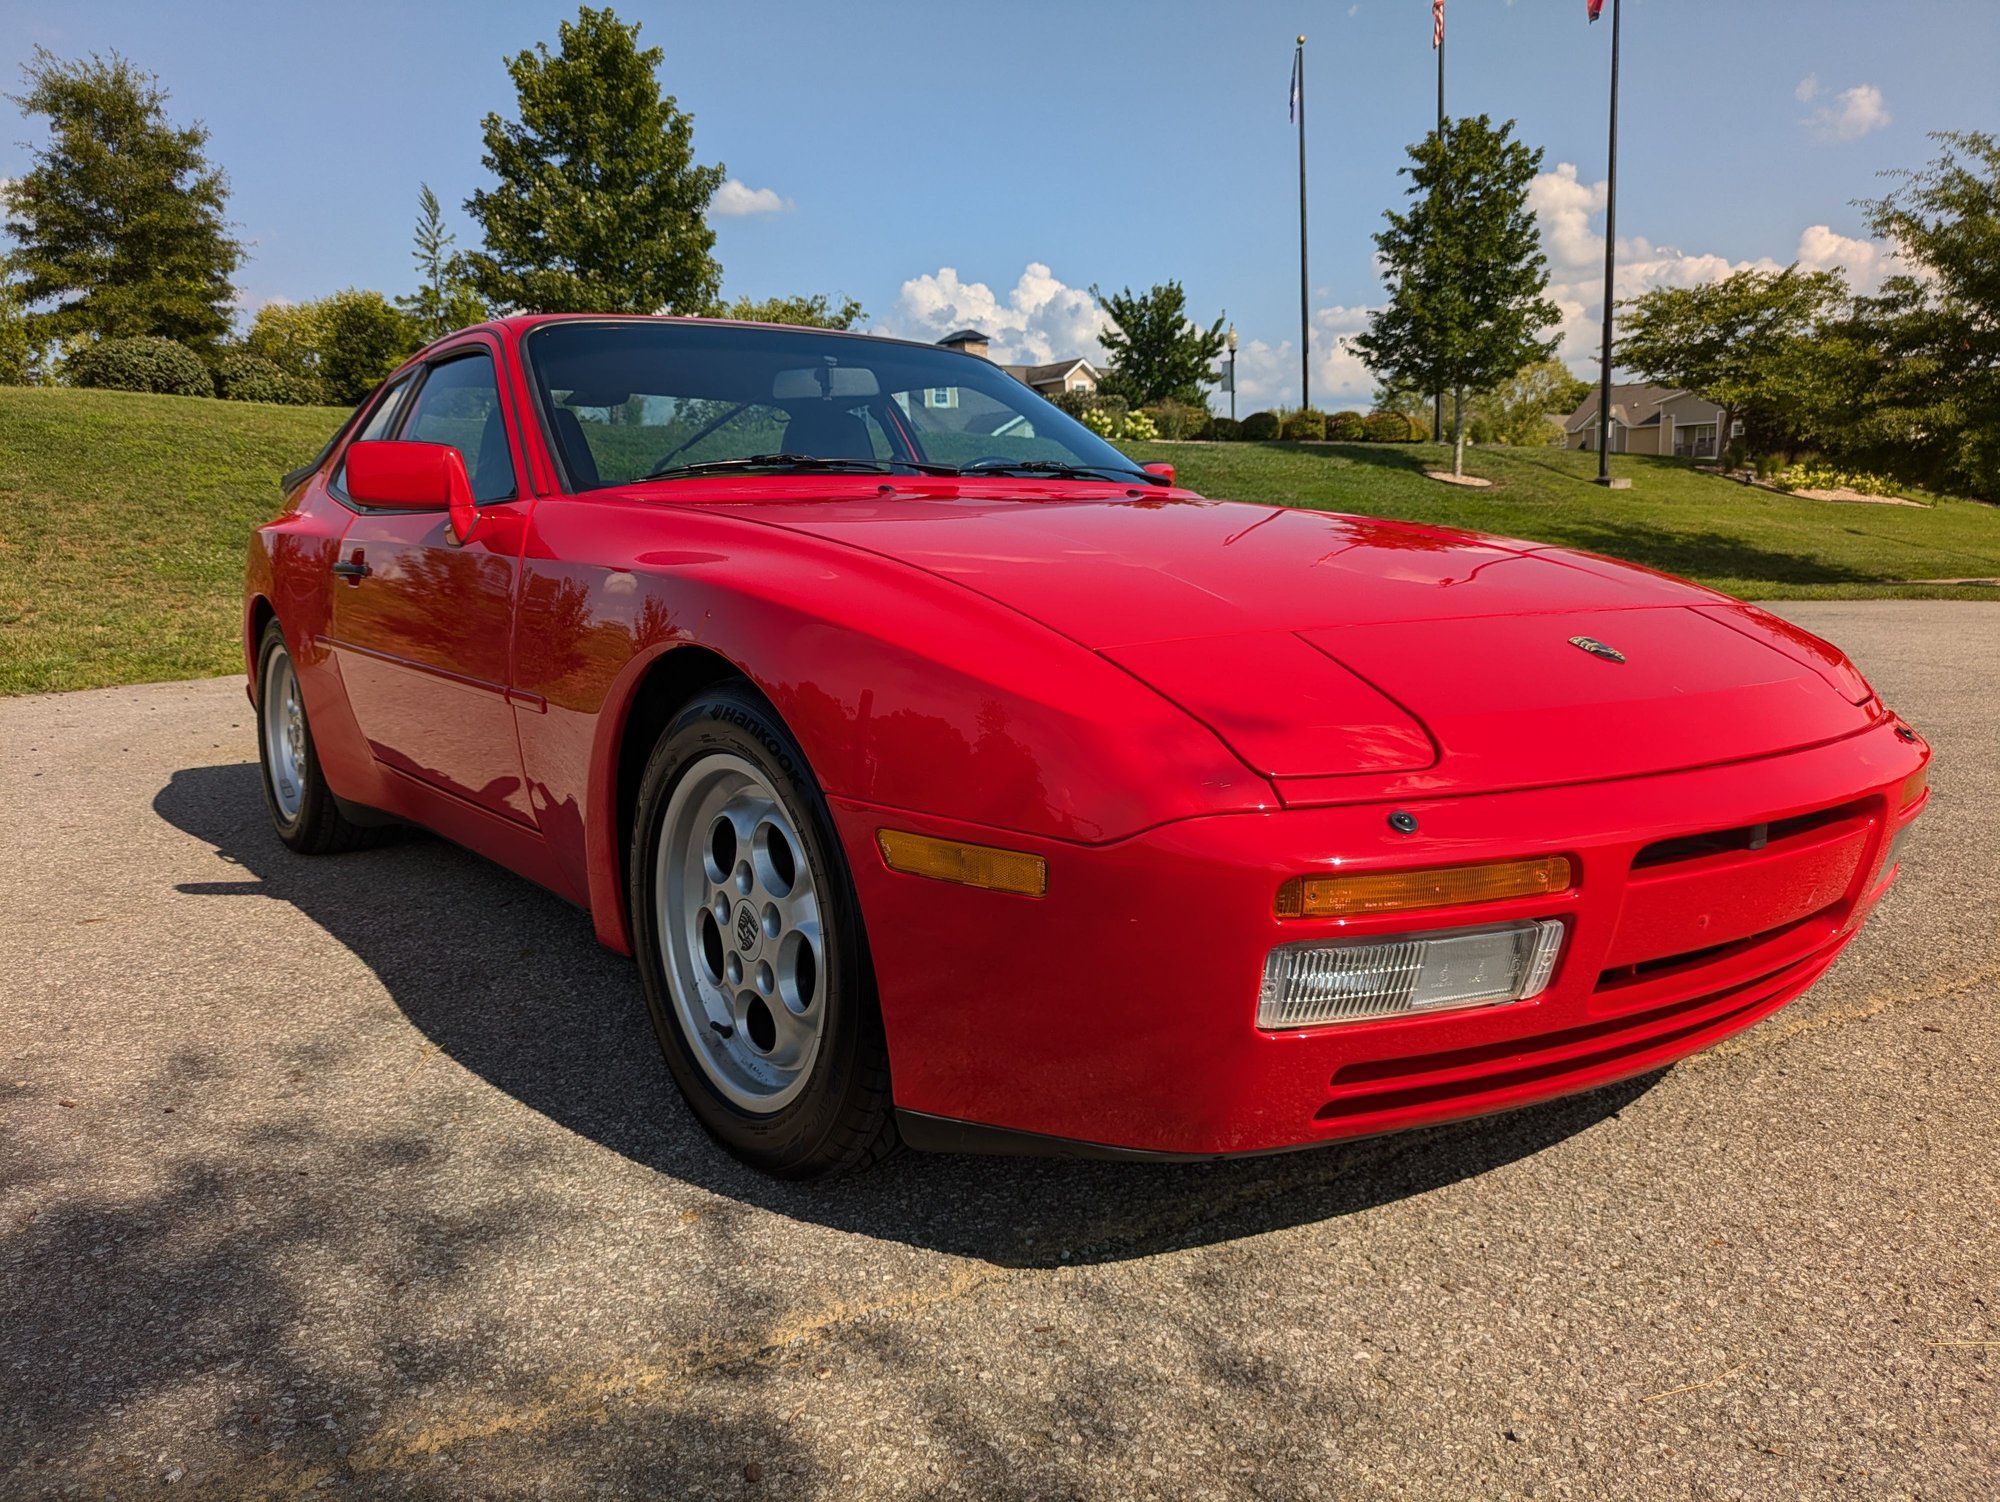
[{"xmin": 244, "ymin": 315, "xmax": 1929, "ymax": 1178}]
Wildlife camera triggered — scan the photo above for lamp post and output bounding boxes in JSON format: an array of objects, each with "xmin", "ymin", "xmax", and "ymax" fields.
[{"xmin": 1225, "ymin": 325, "xmax": 1238, "ymax": 422}]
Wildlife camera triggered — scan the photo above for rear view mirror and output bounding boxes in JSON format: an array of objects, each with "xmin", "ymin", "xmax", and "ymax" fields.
[
  {"xmin": 772, "ymin": 366, "xmax": 881, "ymax": 400},
  {"xmin": 345, "ymin": 441, "xmax": 479, "ymax": 541}
]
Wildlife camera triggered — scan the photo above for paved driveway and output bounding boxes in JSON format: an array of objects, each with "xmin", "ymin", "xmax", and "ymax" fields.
[{"xmin": 3, "ymin": 602, "xmax": 1996, "ymax": 1499}]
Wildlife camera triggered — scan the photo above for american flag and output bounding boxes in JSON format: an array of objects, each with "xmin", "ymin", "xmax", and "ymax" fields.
[
  {"xmin": 1433, "ymin": 0, "xmax": 1445, "ymax": 48},
  {"xmin": 1587, "ymin": 0, "xmax": 1605, "ymax": 19},
  {"xmin": 1289, "ymin": 42, "xmax": 1302, "ymax": 122}
]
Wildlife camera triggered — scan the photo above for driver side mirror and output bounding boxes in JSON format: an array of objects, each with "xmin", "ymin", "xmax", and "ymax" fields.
[
  {"xmin": 1141, "ymin": 461, "xmax": 1176, "ymax": 486},
  {"xmin": 344, "ymin": 441, "xmax": 480, "ymax": 543}
]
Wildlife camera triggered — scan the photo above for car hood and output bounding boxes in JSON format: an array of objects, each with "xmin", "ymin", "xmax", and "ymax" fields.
[{"xmin": 704, "ymin": 491, "xmax": 1880, "ymax": 797}]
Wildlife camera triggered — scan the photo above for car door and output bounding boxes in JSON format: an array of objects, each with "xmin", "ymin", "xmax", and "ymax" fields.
[{"xmin": 326, "ymin": 344, "xmax": 535, "ymax": 825}]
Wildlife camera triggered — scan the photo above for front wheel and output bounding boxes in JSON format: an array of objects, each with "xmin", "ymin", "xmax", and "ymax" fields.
[{"xmin": 629, "ymin": 684, "xmax": 896, "ymax": 1178}]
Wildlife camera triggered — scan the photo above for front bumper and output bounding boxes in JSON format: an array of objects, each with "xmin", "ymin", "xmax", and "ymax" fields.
[{"xmin": 833, "ymin": 719, "xmax": 1928, "ymax": 1157}]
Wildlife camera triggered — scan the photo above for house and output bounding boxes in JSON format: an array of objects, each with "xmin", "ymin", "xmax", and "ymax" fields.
[
  {"xmin": 1565, "ymin": 383, "xmax": 1743, "ymax": 459},
  {"xmin": 936, "ymin": 329, "xmax": 1101, "ymax": 399}
]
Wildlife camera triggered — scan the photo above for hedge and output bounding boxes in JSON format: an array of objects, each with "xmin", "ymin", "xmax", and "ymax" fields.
[
  {"xmin": 1280, "ymin": 409, "xmax": 1327, "ymax": 442},
  {"xmin": 1328, "ymin": 409, "xmax": 1367, "ymax": 442},
  {"xmin": 1240, "ymin": 410, "xmax": 1281, "ymax": 441},
  {"xmin": 67, "ymin": 336, "xmax": 213, "ymax": 398},
  {"xmin": 215, "ymin": 353, "xmax": 325, "ymax": 406},
  {"xmin": 1365, "ymin": 410, "xmax": 1422, "ymax": 442}
]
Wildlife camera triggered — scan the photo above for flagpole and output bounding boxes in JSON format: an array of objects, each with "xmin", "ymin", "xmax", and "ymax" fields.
[
  {"xmin": 1433, "ymin": 5, "xmax": 1445, "ymax": 445},
  {"xmin": 1296, "ymin": 35, "xmax": 1310, "ymax": 413},
  {"xmin": 1594, "ymin": 0, "xmax": 1623, "ymax": 486}
]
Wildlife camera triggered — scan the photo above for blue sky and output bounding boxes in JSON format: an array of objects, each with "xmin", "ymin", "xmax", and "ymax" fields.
[{"xmin": 3, "ymin": 0, "xmax": 1995, "ymax": 407}]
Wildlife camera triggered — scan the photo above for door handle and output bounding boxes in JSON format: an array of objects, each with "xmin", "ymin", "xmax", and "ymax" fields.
[{"xmin": 332, "ymin": 555, "xmax": 371, "ymax": 582}]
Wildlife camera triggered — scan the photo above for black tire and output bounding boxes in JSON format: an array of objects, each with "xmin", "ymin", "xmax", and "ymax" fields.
[
  {"xmin": 629, "ymin": 682, "xmax": 897, "ymax": 1179},
  {"xmin": 254, "ymin": 620, "xmax": 387, "ymax": 856}
]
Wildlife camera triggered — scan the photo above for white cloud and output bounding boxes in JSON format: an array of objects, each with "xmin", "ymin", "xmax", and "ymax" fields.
[
  {"xmin": 1527, "ymin": 162, "xmax": 1903, "ymax": 374},
  {"xmin": 1228, "ymin": 304, "xmax": 1380, "ymax": 412},
  {"xmin": 1805, "ymin": 83, "xmax": 1891, "ymax": 142},
  {"xmin": 711, "ymin": 179, "xmax": 792, "ymax": 217},
  {"xmin": 1794, "ymin": 74, "xmax": 1820, "ymax": 103},
  {"xmin": 883, "ymin": 261, "xmax": 1111, "ymax": 365}
]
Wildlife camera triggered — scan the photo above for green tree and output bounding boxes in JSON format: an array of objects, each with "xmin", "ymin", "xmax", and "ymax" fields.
[
  {"xmin": 1353, "ymin": 115, "xmax": 1559, "ymax": 476},
  {"xmin": 242, "ymin": 290, "xmax": 419, "ymax": 405},
  {"xmin": 2, "ymin": 48, "xmax": 241, "ymax": 350},
  {"xmin": 398, "ymin": 183, "xmax": 486, "ymax": 339},
  {"xmin": 720, "ymin": 292, "xmax": 865, "ymax": 329},
  {"xmin": 0, "ymin": 279, "xmax": 34, "ymax": 384},
  {"xmin": 1850, "ymin": 131, "xmax": 2000, "ymax": 497},
  {"xmin": 464, "ymin": 7, "xmax": 724, "ymax": 314},
  {"xmin": 1091, "ymin": 280, "xmax": 1225, "ymax": 408},
  {"xmin": 1616, "ymin": 264, "xmax": 1847, "ymax": 468},
  {"xmin": 1472, "ymin": 358, "xmax": 1592, "ymax": 446}
]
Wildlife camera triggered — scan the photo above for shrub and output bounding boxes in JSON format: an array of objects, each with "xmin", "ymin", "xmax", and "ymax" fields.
[
  {"xmin": 1080, "ymin": 407, "xmax": 1117, "ymax": 438},
  {"xmin": 1280, "ymin": 408, "xmax": 1327, "ymax": 442},
  {"xmin": 1209, "ymin": 416, "xmax": 1240, "ymax": 442},
  {"xmin": 1122, "ymin": 408, "xmax": 1158, "ymax": 441},
  {"xmin": 1769, "ymin": 461, "xmax": 1902, "ymax": 496},
  {"xmin": 1240, "ymin": 410, "xmax": 1281, "ymax": 441},
  {"xmin": 215, "ymin": 353, "xmax": 325, "ymax": 405},
  {"xmin": 1148, "ymin": 399, "xmax": 1210, "ymax": 441},
  {"xmin": 1048, "ymin": 387, "xmax": 1095, "ymax": 421},
  {"xmin": 1364, "ymin": 409, "xmax": 1419, "ymax": 442},
  {"xmin": 1327, "ymin": 409, "xmax": 1366, "ymax": 442},
  {"xmin": 66, "ymin": 336, "xmax": 212, "ymax": 397}
]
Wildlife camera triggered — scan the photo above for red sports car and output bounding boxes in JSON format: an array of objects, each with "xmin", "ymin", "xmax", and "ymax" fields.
[{"xmin": 245, "ymin": 314, "xmax": 1930, "ymax": 1178}]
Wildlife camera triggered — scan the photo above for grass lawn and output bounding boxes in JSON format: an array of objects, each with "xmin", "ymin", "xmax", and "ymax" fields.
[
  {"xmin": 1, "ymin": 387, "xmax": 350, "ymax": 695},
  {"xmin": 1126, "ymin": 438, "xmax": 2000, "ymax": 603},
  {"xmin": 3, "ymin": 386, "xmax": 1998, "ymax": 696}
]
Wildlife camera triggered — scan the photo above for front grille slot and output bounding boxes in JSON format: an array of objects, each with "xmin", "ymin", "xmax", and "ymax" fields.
[
  {"xmin": 1595, "ymin": 907, "xmax": 1833, "ymax": 993},
  {"xmin": 1632, "ymin": 798, "xmax": 1869, "ymax": 871}
]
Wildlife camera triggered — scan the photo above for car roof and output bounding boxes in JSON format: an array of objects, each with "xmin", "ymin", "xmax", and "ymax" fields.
[{"xmin": 477, "ymin": 311, "xmax": 955, "ymax": 360}]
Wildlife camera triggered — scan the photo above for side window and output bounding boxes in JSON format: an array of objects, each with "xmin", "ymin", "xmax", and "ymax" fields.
[
  {"xmin": 330, "ymin": 374, "xmax": 413, "ymax": 498},
  {"xmin": 399, "ymin": 352, "xmax": 517, "ymax": 504}
]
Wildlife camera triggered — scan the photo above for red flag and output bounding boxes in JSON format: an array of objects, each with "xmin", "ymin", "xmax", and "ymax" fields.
[
  {"xmin": 1587, "ymin": 0, "xmax": 1604, "ymax": 19},
  {"xmin": 1433, "ymin": 0, "xmax": 1445, "ymax": 48}
]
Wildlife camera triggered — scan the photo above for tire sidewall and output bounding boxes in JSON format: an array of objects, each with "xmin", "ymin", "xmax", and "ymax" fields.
[
  {"xmin": 629, "ymin": 686, "xmax": 880, "ymax": 1174},
  {"xmin": 255, "ymin": 622, "xmax": 313, "ymax": 843}
]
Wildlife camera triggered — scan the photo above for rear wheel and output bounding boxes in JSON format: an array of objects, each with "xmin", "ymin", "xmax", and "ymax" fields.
[
  {"xmin": 629, "ymin": 683, "xmax": 896, "ymax": 1178},
  {"xmin": 255, "ymin": 621, "xmax": 385, "ymax": 855}
]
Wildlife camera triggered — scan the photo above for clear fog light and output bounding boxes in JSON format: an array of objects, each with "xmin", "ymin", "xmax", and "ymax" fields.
[{"xmin": 1257, "ymin": 919, "xmax": 1565, "ymax": 1031}]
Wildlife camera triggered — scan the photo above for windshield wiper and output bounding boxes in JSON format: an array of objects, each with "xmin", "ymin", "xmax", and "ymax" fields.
[
  {"xmin": 954, "ymin": 458, "xmax": 1163, "ymax": 485},
  {"xmin": 645, "ymin": 453, "xmax": 959, "ymax": 480}
]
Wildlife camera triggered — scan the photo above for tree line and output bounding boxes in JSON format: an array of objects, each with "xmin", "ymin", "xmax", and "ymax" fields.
[{"xmin": 0, "ymin": 7, "xmax": 864, "ymax": 404}]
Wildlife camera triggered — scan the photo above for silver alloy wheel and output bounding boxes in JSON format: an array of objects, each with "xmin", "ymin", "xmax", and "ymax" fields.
[
  {"xmin": 262, "ymin": 644, "xmax": 308, "ymax": 823},
  {"xmin": 655, "ymin": 752, "xmax": 826, "ymax": 1113}
]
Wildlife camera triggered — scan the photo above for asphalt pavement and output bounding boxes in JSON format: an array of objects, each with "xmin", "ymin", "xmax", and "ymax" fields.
[{"xmin": 3, "ymin": 601, "xmax": 1996, "ymax": 1499}]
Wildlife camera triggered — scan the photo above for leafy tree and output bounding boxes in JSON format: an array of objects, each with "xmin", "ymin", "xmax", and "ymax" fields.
[
  {"xmin": 398, "ymin": 183, "xmax": 486, "ymax": 339},
  {"xmin": 1616, "ymin": 264, "xmax": 1847, "ymax": 468},
  {"xmin": 243, "ymin": 289, "xmax": 418, "ymax": 405},
  {"xmin": 464, "ymin": 7, "xmax": 725, "ymax": 314},
  {"xmin": 1472, "ymin": 359, "xmax": 1592, "ymax": 446},
  {"xmin": 1091, "ymin": 280, "xmax": 1225, "ymax": 408},
  {"xmin": 1850, "ymin": 131, "xmax": 2000, "ymax": 497},
  {"xmin": 2, "ymin": 48, "xmax": 241, "ymax": 350},
  {"xmin": 720, "ymin": 292, "xmax": 864, "ymax": 329},
  {"xmin": 1353, "ymin": 115, "xmax": 1559, "ymax": 476},
  {"xmin": 0, "ymin": 279, "xmax": 34, "ymax": 384}
]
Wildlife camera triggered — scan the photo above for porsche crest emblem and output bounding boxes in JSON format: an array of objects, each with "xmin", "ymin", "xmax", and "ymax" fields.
[{"xmin": 1568, "ymin": 635, "xmax": 1627, "ymax": 664}]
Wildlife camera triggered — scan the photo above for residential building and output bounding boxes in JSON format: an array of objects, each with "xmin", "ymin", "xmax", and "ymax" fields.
[
  {"xmin": 937, "ymin": 329, "xmax": 1101, "ymax": 400},
  {"xmin": 1565, "ymin": 383, "xmax": 1742, "ymax": 459}
]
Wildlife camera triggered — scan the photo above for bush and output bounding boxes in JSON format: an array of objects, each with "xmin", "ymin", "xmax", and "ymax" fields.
[
  {"xmin": 66, "ymin": 336, "xmax": 212, "ymax": 397},
  {"xmin": 1769, "ymin": 461, "xmax": 1903, "ymax": 496},
  {"xmin": 1209, "ymin": 416, "xmax": 1240, "ymax": 442},
  {"xmin": 1240, "ymin": 410, "xmax": 1281, "ymax": 441},
  {"xmin": 1364, "ymin": 409, "xmax": 1420, "ymax": 442},
  {"xmin": 1280, "ymin": 408, "xmax": 1327, "ymax": 442},
  {"xmin": 1121, "ymin": 408, "xmax": 1158, "ymax": 442},
  {"xmin": 1327, "ymin": 409, "xmax": 1367, "ymax": 442},
  {"xmin": 1147, "ymin": 399, "xmax": 1210, "ymax": 441},
  {"xmin": 1081, "ymin": 406, "xmax": 1117, "ymax": 438},
  {"xmin": 215, "ymin": 353, "xmax": 324, "ymax": 405},
  {"xmin": 1048, "ymin": 387, "xmax": 1095, "ymax": 421}
]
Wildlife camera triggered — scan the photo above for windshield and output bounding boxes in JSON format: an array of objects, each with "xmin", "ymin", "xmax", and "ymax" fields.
[{"xmin": 522, "ymin": 319, "xmax": 1155, "ymax": 490}]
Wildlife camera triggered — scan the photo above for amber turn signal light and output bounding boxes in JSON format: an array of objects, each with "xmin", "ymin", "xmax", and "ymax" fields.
[
  {"xmin": 877, "ymin": 829, "xmax": 1048, "ymax": 897},
  {"xmin": 1898, "ymin": 764, "xmax": 1928, "ymax": 809},
  {"xmin": 1275, "ymin": 855, "xmax": 1573, "ymax": 919}
]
